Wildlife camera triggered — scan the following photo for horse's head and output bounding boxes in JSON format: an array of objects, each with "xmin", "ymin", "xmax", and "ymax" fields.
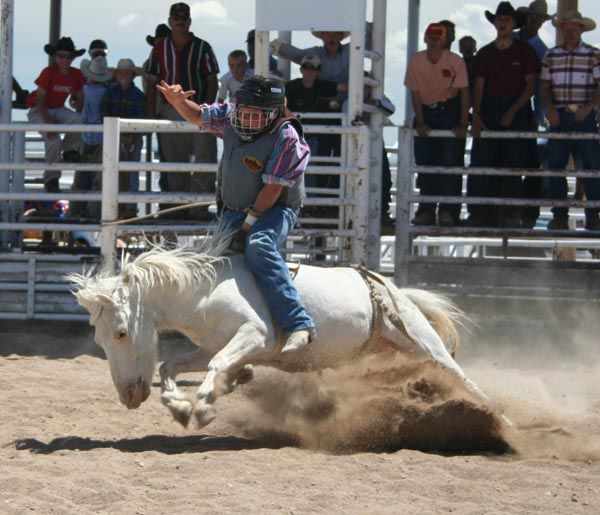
[{"xmin": 73, "ymin": 277, "xmax": 158, "ymax": 409}]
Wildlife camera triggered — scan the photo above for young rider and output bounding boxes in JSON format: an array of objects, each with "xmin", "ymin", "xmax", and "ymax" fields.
[{"xmin": 156, "ymin": 75, "xmax": 316, "ymax": 353}]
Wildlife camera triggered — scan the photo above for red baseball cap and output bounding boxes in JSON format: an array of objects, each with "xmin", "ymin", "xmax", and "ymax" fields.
[{"xmin": 424, "ymin": 23, "xmax": 447, "ymax": 40}]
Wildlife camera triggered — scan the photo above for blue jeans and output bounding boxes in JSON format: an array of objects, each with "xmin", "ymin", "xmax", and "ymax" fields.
[
  {"xmin": 546, "ymin": 110, "xmax": 600, "ymax": 219},
  {"xmin": 221, "ymin": 206, "xmax": 315, "ymax": 333},
  {"xmin": 413, "ymin": 97, "xmax": 464, "ymax": 220}
]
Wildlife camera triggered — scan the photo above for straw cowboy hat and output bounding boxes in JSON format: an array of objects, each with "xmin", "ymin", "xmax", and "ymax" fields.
[
  {"xmin": 115, "ymin": 58, "xmax": 144, "ymax": 76},
  {"xmin": 44, "ymin": 37, "xmax": 85, "ymax": 57},
  {"xmin": 552, "ymin": 10, "xmax": 596, "ymax": 32},
  {"xmin": 311, "ymin": 30, "xmax": 350, "ymax": 41},
  {"xmin": 485, "ymin": 2, "xmax": 526, "ymax": 29},
  {"xmin": 80, "ymin": 56, "xmax": 114, "ymax": 82},
  {"xmin": 516, "ymin": 0, "xmax": 554, "ymax": 21}
]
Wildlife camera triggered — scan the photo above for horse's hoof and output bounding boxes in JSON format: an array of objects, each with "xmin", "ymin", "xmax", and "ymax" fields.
[
  {"xmin": 161, "ymin": 394, "xmax": 192, "ymax": 428},
  {"xmin": 235, "ymin": 365, "xmax": 254, "ymax": 385},
  {"xmin": 194, "ymin": 404, "xmax": 217, "ymax": 428}
]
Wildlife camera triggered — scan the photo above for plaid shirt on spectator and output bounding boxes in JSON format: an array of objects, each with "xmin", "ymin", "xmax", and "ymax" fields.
[
  {"xmin": 541, "ymin": 42, "xmax": 600, "ymax": 107},
  {"xmin": 146, "ymin": 34, "xmax": 219, "ymax": 104},
  {"xmin": 102, "ymin": 83, "xmax": 146, "ymax": 119}
]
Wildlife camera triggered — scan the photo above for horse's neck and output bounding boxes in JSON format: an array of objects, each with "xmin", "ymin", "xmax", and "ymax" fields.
[{"xmin": 147, "ymin": 282, "xmax": 212, "ymax": 331}]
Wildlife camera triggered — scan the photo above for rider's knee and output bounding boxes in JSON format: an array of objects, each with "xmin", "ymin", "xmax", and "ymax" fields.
[{"xmin": 244, "ymin": 233, "xmax": 277, "ymax": 269}]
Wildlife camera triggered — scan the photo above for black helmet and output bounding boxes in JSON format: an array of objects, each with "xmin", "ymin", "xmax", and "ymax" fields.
[{"xmin": 230, "ymin": 76, "xmax": 285, "ymax": 141}]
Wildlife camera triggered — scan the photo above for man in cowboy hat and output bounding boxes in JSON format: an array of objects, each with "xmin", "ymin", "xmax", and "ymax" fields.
[
  {"xmin": 466, "ymin": 1, "xmax": 537, "ymax": 228},
  {"xmin": 540, "ymin": 10, "xmax": 600, "ymax": 231},
  {"xmin": 514, "ymin": 0, "xmax": 555, "ymax": 228},
  {"xmin": 245, "ymin": 29, "xmax": 280, "ymax": 76},
  {"xmin": 26, "ymin": 37, "xmax": 86, "ymax": 193}
]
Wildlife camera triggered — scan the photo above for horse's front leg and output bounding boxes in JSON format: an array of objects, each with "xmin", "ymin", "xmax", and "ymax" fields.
[
  {"xmin": 193, "ymin": 323, "xmax": 269, "ymax": 428},
  {"xmin": 159, "ymin": 348, "xmax": 213, "ymax": 427}
]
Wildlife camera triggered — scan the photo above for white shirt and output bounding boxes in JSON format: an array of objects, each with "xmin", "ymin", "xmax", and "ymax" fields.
[{"xmin": 217, "ymin": 69, "xmax": 254, "ymax": 102}]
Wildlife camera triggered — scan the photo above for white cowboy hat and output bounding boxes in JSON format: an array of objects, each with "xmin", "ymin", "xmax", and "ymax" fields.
[
  {"xmin": 80, "ymin": 56, "xmax": 114, "ymax": 82},
  {"xmin": 311, "ymin": 30, "xmax": 350, "ymax": 41},
  {"xmin": 115, "ymin": 58, "xmax": 144, "ymax": 76},
  {"xmin": 517, "ymin": 0, "xmax": 554, "ymax": 21},
  {"xmin": 552, "ymin": 10, "xmax": 596, "ymax": 32}
]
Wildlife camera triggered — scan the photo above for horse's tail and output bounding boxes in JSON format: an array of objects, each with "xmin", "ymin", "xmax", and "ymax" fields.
[{"xmin": 401, "ymin": 288, "xmax": 464, "ymax": 357}]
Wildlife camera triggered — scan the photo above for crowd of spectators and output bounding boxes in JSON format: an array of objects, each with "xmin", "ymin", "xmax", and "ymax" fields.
[
  {"xmin": 19, "ymin": 0, "xmax": 600, "ymax": 234},
  {"xmin": 405, "ymin": 0, "xmax": 600, "ymax": 231}
]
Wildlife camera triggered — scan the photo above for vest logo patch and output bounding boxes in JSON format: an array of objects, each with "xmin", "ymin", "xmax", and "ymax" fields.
[{"xmin": 243, "ymin": 155, "xmax": 264, "ymax": 173}]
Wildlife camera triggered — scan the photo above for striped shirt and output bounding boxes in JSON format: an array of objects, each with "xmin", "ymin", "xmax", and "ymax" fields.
[
  {"xmin": 199, "ymin": 103, "xmax": 310, "ymax": 185},
  {"xmin": 541, "ymin": 42, "xmax": 600, "ymax": 107},
  {"xmin": 146, "ymin": 34, "xmax": 219, "ymax": 103}
]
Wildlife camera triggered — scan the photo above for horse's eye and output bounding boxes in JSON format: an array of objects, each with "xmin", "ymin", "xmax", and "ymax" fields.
[{"xmin": 117, "ymin": 329, "xmax": 127, "ymax": 341}]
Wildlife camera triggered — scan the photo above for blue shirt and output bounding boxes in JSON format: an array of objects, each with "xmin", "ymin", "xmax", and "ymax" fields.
[
  {"xmin": 82, "ymin": 83, "xmax": 106, "ymax": 145},
  {"xmin": 102, "ymin": 83, "xmax": 146, "ymax": 119},
  {"xmin": 515, "ymin": 31, "xmax": 548, "ymax": 126}
]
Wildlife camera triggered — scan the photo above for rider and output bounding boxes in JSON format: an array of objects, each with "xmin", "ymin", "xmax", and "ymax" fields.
[{"xmin": 157, "ymin": 75, "xmax": 316, "ymax": 353}]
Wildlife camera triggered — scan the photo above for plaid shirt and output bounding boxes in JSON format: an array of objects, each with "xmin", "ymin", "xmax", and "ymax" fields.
[
  {"xmin": 541, "ymin": 42, "xmax": 600, "ymax": 107},
  {"xmin": 102, "ymin": 83, "xmax": 146, "ymax": 119}
]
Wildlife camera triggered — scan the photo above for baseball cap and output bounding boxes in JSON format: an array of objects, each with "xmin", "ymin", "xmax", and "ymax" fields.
[
  {"xmin": 170, "ymin": 2, "xmax": 190, "ymax": 17},
  {"xmin": 424, "ymin": 23, "xmax": 447, "ymax": 39},
  {"xmin": 300, "ymin": 54, "xmax": 321, "ymax": 68},
  {"xmin": 89, "ymin": 39, "xmax": 108, "ymax": 52}
]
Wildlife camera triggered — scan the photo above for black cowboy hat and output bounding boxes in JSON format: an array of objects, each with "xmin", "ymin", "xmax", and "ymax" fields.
[
  {"xmin": 44, "ymin": 37, "xmax": 85, "ymax": 57},
  {"xmin": 146, "ymin": 23, "xmax": 171, "ymax": 46},
  {"xmin": 485, "ymin": 1, "xmax": 526, "ymax": 28}
]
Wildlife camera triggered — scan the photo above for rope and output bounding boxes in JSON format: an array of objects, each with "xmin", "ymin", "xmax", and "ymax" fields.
[{"xmin": 101, "ymin": 201, "xmax": 215, "ymax": 227}]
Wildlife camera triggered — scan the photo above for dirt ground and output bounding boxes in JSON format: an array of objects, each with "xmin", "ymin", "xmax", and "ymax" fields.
[{"xmin": 0, "ymin": 321, "xmax": 599, "ymax": 514}]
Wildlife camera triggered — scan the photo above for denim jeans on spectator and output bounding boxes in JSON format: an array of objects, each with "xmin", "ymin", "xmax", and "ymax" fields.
[
  {"xmin": 221, "ymin": 206, "xmax": 315, "ymax": 333},
  {"xmin": 468, "ymin": 97, "xmax": 533, "ymax": 224},
  {"xmin": 413, "ymin": 96, "xmax": 463, "ymax": 221},
  {"xmin": 546, "ymin": 109, "xmax": 600, "ymax": 220}
]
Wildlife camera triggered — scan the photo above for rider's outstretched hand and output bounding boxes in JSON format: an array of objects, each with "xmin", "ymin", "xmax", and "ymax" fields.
[{"xmin": 156, "ymin": 81, "xmax": 196, "ymax": 107}]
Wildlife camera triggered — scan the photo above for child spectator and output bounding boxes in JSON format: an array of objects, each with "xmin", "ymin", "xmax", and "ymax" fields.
[
  {"xmin": 217, "ymin": 50, "xmax": 254, "ymax": 103},
  {"xmin": 102, "ymin": 58, "xmax": 147, "ymax": 218},
  {"xmin": 26, "ymin": 37, "xmax": 86, "ymax": 193},
  {"xmin": 70, "ymin": 56, "xmax": 113, "ymax": 219}
]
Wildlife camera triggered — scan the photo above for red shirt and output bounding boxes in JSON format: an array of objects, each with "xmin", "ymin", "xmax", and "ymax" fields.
[
  {"xmin": 26, "ymin": 64, "xmax": 85, "ymax": 108},
  {"xmin": 474, "ymin": 39, "xmax": 538, "ymax": 99}
]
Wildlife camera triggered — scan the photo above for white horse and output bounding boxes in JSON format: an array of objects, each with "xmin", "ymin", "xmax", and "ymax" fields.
[{"xmin": 70, "ymin": 246, "xmax": 497, "ymax": 428}]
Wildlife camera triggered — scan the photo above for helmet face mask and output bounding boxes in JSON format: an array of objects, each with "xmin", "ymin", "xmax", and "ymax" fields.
[{"xmin": 230, "ymin": 76, "xmax": 285, "ymax": 141}]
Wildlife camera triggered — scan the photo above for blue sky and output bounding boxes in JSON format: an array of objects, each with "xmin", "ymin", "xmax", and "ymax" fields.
[{"xmin": 10, "ymin": 0, "xmax": 600, "ymax": 125}]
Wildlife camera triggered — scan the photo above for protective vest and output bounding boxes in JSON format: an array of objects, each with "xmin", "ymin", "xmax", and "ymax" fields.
[{"xmin": 220, "ymin": 118, "xmax": 306, "ymax": 210}]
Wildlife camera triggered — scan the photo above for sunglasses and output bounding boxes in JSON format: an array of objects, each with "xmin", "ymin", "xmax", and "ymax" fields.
[
  {"xmin": 301, "ymin": 65, "xmax": 319, "ymax": 70},
  {"xmin": 56, "ymin": 52, "xmax": 74, "ymax": 60}
]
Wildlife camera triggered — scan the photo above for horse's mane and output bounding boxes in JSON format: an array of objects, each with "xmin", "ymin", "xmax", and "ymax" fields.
[{"xmin": 69, "ymin": 236, "xmax": 231, "ymax": 311}]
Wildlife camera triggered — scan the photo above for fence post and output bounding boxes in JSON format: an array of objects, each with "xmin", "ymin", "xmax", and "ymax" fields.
[
  {"xmin": 9, "ymin": 130, "xmax": 24, "ymax": 248},
  {"xmin": 394, "ymin": 126, "xmax": 412, "ymax": 286},
  {"xmin": 351, "ymin": 124, "xmax": 371, "ymax": 265},
  {"xmin": 101, "ymin": 117, "xmax": 120, "ymax": 272}
]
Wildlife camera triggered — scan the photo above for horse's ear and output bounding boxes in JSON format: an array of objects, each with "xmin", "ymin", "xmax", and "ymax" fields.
[{"xmin": 96, "ymin": 294, "xmax": 117, "ymax": 308}]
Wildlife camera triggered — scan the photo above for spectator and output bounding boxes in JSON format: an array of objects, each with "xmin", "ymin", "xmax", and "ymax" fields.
[
  {"xmin": 217, "ymin": 50, "xmax": 253, "ymax": 103},
  {"xmin": 458, "ymin": 36, "xmax": 477, "ymax": 89},
  {"xmin": 439, "ymin": 20, "xmax": 456, "ymax": 50},
  {"xmin": 70, "ymin": 56, "xmax": 113, "ymax": 219},
  {"xmin": 26, "ymin": 37, "xmax": 85, "ymax": 193},
  {"xmin": 467, "ymin": 2, "xmax": 537, "ymax": 228},
  {"xmin": 271, "ymin": 31, "xmax": 350, "ymax": 85},
  {"xmin": 515, "ymin": 0, "xmax": 554, "ymax": 228},
  {"xmin": 145, "ymin": 2, "xmax": 220, "ymax": 221},
  {"xmin": 404, "ymin": 23, "xmax": 470, "ymax": 227},
  {"xmin": 540, "ymin": 10, "xmax": 600, "ymax": 231},
  {"xmin": 88, "ymin": 39, "xmax": 108, "ymax": 59},
  {"xmin": 102, "ymin": 58, "xmax": 147, "ymax": 219},
  {"xmin": 246, "ymin": 29, "xmax": 281, "ymax": 76},
  {"xmin": 285, "ymin": 54, "xmax": 339, "ymax": 153}
]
